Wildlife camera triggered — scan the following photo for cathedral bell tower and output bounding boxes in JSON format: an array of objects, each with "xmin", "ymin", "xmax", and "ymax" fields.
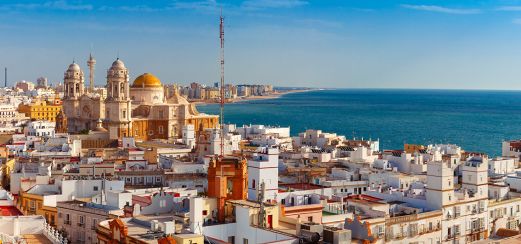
[
  {"xmin": 105, "ymin": 58, "xmax": 132, "ymax": 139},
  {"xmin": 62, "ymin": 62, "xmax": 84, "ymax": 132},
  {"xmin": 63, "ymin": 62, "xmax": 85, "ymax": 99}
]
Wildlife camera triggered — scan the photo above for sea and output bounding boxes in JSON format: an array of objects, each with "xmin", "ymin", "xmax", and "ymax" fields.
[{"xmin": 196, "ymin": 89, "xmax": 521, "ymax": 156}]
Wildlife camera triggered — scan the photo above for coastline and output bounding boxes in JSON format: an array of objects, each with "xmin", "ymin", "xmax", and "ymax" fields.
[{"xmin": 192, "ymin": 88, "xmax": 319, "ymax": 105}]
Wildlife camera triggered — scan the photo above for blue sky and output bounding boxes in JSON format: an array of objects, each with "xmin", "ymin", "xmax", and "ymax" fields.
[{"xmin": 3, "ymin": 0, "xmax": 521, "ymax": 89}]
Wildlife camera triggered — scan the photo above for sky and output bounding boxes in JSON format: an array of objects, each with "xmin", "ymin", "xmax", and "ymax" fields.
[{"xmin": 3, "ymin": 1, "xmax": 521, "ymax": 89}]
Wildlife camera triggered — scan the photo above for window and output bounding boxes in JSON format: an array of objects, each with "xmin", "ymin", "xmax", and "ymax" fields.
[
  {"xmin": 243, "ymin": 238, "xmax": 248, "ymax": 244},
  {"xmin": 122, "ymin": 110, "xmax": 126, "ymax": 119},
  {"xmin": 252, "ymin": 179, "xmax": 256, "ymax": 189},
  {"xmin": 281, "ymin": 199, "xmax": 285, "ymax": 205},
  {"xmin": 202, "ymin": 210, "xmax": 208, "ymax": 215},
  {"xmin": 308, "ymin": 216, "xmax": 313, "ymax": 222},
  {"xmin": 93, "ymin": 186, "xmax": 99, "ymax": 191},
  {"xmin": 159, "ymin": 126, "xmax": 163, "ymax": 134}
]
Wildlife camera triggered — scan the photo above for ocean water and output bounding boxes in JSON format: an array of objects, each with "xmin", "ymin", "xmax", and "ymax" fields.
[{"xmin": 196, "ymin": 89, "xmax": 521, "ymax": 156}]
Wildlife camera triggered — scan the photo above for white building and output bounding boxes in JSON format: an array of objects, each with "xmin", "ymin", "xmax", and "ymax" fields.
[
  {"xmin": 502, "ymin": 140, "xmax": 521, "ymax": 160},
  {"xmin": 247, "ymin": 147, "xmax": 279, "ymax": 202},
  {"xmin": 488, "ymin": 157, "xmax": 516, "ymax": 175},
  {"xmin": 0, "ymin": 103, "xmax": 29, "ymax": 133},
  {"xmin": 182, "ymin": 124, "xmax": 196, "ymax": 149},
  {"xmin": 235, "ymin": 124, "xmax": 291, "ymax": 139},
  {"xmin": 24, "ymin": 120, "xmax": 55, "ymax": 137},
  {"xmin": 0, "ymin": 216, "xmax": 66, "ymax": 243}
]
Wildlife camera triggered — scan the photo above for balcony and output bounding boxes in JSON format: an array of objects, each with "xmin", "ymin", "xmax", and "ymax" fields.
[
  {"xmin": 470, "ymin": 226, "xmax": 485, "ymax": 233},
  {"xmin": 386, "ymin": 214, "xmax": 418, "ymax": 225},
  {"xmin": 446, "ymin": 234, "xmax": 459, "ymax": 241}
]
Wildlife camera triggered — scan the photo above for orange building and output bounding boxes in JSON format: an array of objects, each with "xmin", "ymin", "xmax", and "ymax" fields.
[
  {"xmin": 207, "ymin": 156, "xmax": 248, "ymax": 222},
  {"xmin": 404, "ymin": 143, "xmax": 426, "ymax": 154}
]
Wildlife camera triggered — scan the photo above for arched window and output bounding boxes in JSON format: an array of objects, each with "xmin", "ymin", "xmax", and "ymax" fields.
[{"xmin": 75, "ymin": 84, "xmax": 79, "ymax": 93}]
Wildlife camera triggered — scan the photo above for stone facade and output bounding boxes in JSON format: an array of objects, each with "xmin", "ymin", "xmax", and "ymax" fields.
[{"xmin": 62, "ymin": 56, "xmax": 218, "ymax": 140}]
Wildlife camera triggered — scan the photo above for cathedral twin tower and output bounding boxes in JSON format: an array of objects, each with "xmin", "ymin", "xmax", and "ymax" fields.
[{"xmin": 62, "ymin": 57, "xmax": 133, "ymax": 139}]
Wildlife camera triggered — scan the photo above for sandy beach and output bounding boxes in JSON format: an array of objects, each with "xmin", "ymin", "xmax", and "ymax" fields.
[{"xmin": 191, "ymin": 88, "xmax": 317, "ymax": 105}]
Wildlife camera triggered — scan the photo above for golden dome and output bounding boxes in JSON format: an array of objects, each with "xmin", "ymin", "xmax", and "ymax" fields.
[{"xmin": 132, "ymin": 73, "xmax": 162, "ymax": 88}]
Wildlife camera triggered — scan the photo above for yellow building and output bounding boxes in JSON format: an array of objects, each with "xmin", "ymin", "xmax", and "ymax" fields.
[
  {"xmin": 18, "ymin": 99, "xmax": 62, "ymax": 122},
  {"xmin": 1, "ymin": 158, "xmax": 15, "ymax": 187},
  {"xmin": 205, "ymin": 88, "xmax": 220, "ymax": 100},
  {"xmin": 18, "ymin": 191, "xmax": 57, "ymax": 227}
]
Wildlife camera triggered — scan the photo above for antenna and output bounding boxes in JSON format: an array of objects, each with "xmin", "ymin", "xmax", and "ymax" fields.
[{"xmin": 219, "ymin": 10, "xmax": 225, "ymax": 158}]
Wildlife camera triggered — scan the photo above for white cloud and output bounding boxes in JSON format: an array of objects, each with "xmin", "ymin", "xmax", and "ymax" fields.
[
  {"xmin": 241, "ymin": 0, "xmax": 308, "ymax": 10},
  {"xmin": 496, "ymin": 6, "xmax": 521, "ymax": 11},
  {"xmin": 44, "ymin": 0, "xmax": 92, "ymax": 10},
  {"xmin": 172, "ymin": 0, "xmax": 220, "ymax": 12},
  {"xmin": 401, "ymin": 4, "xmax": 481, "ymax": 14},
  {"xmin": 294, "ymin": 18, "xmax": 343, "ymax": 28},
  {"xmin": 98, "ymin": 5, "xmax": 163, "ymax": 12},
  {"xmin": 0, "ymin": 0, "xmax": 92, "ymax": 11}
]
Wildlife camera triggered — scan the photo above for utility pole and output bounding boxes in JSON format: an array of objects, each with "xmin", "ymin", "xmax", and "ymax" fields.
[{"xmin": 219, "ymin": 10, "xmax": 225, "ymax": 158}]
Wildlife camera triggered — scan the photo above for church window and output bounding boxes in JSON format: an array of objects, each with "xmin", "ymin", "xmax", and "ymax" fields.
[{"xmin": 122, "ymin": 110, "xmax": 126, "ymax": 119}]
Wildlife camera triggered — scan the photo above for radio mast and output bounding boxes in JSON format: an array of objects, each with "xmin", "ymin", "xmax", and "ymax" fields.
[{"xmin": 219, "ymin": 11, "xmax": 225, "ymax": 158}]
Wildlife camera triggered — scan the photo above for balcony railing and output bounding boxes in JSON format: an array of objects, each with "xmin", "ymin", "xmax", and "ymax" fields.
[{"xmin": 470, "ymin": 226, "xmax": 485, "ymax": 233}]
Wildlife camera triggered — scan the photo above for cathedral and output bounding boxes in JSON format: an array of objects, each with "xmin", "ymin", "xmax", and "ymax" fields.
[{"xmin": 60, "ymin": 56, "xmax": 219, "ymax": 140}]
